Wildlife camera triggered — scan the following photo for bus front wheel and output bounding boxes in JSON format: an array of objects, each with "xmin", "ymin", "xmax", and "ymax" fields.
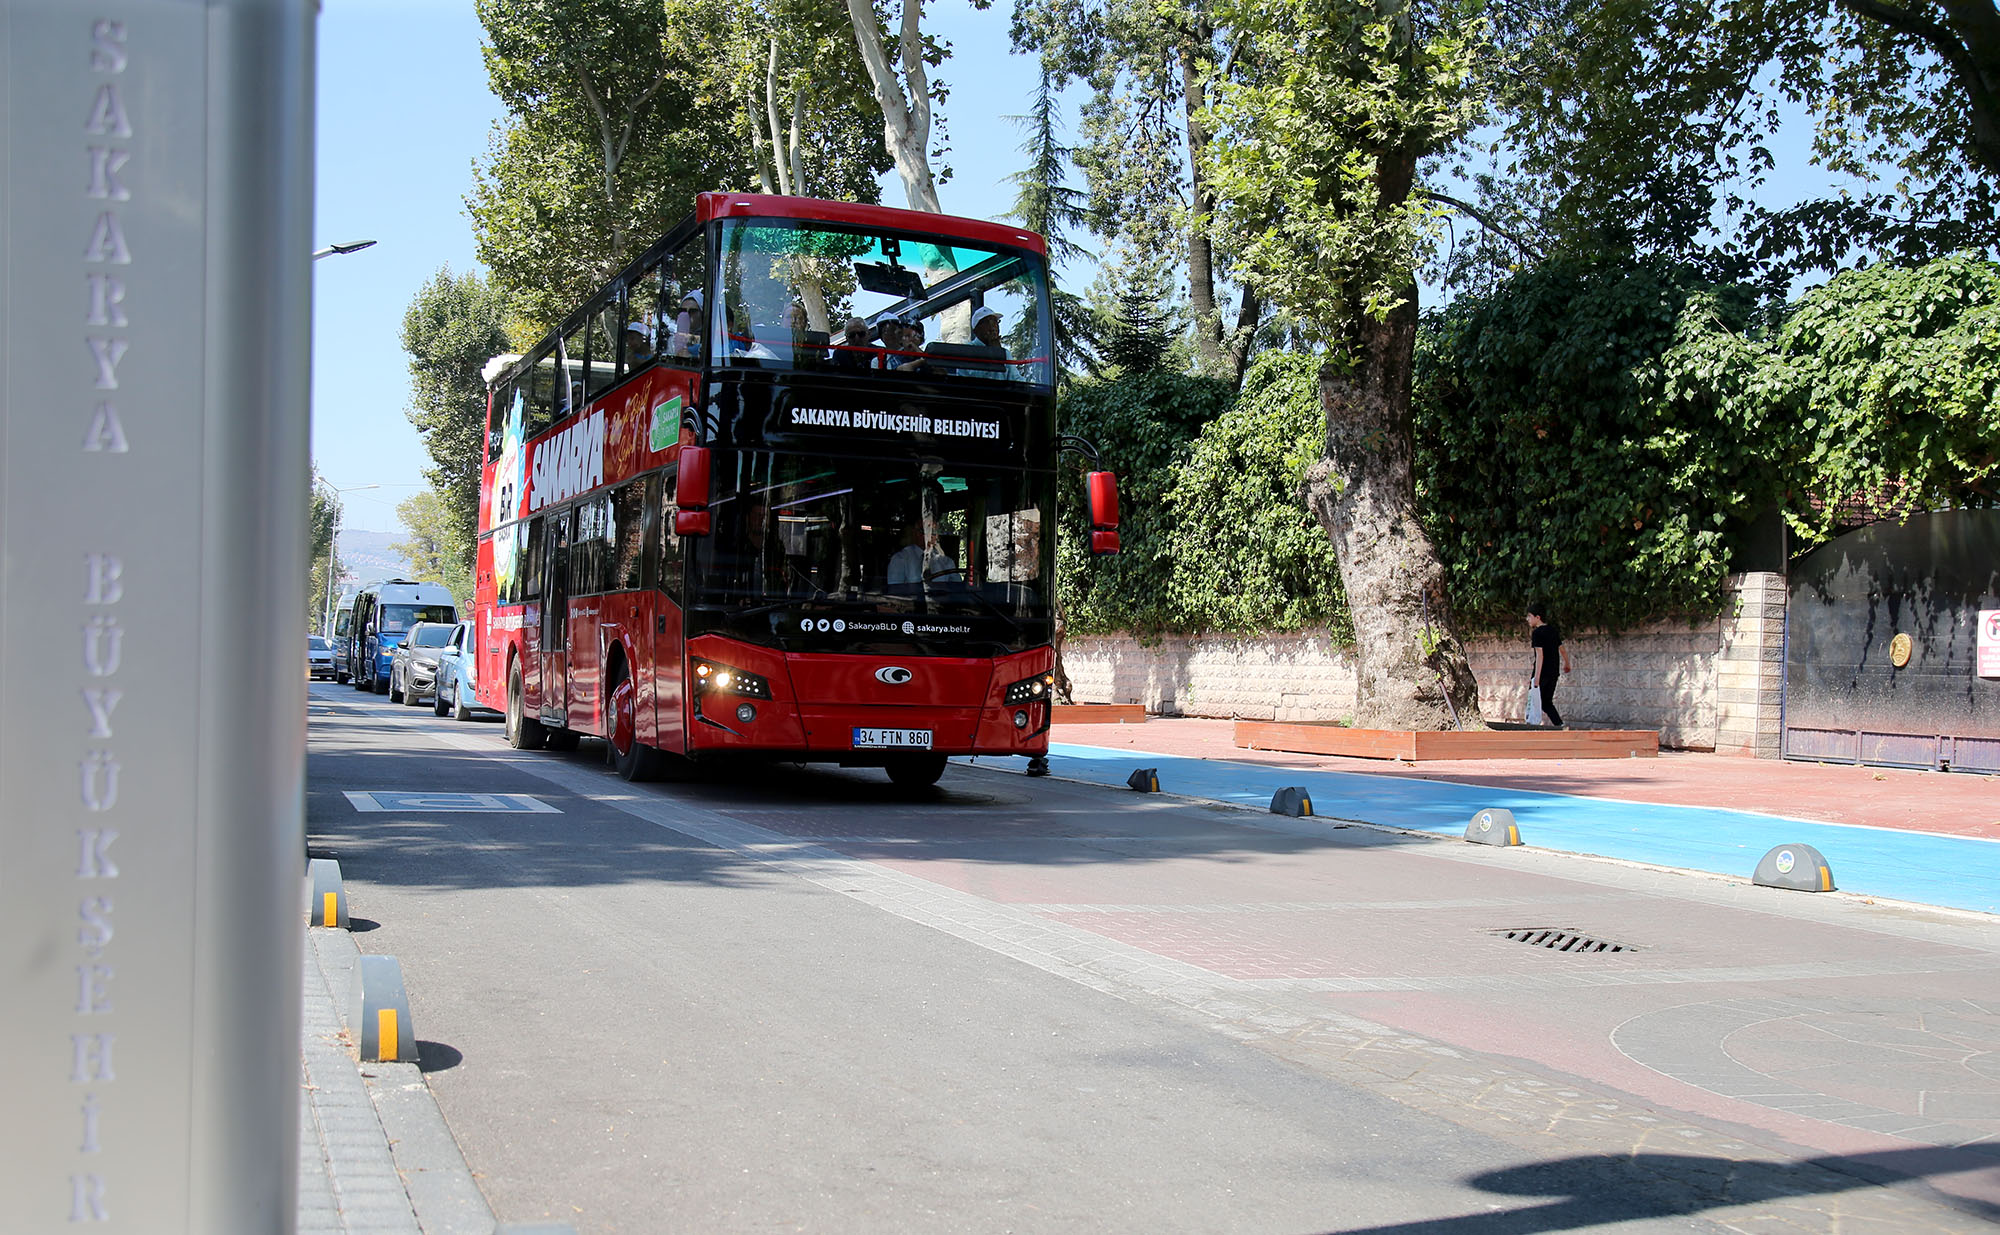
[
  {"xmin": 607, "ymin": 669, "xmax": 662, "ymax": 783},
  {"xmin": 506, "ymin": 662, "xmax": 546, "ymax": 751},
  {"xmin": 885, "ymin": 754, "xmax": 947, "ymax": 789}
]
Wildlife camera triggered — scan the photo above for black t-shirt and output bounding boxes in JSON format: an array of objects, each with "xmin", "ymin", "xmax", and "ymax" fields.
[{"xmin": 1532, "ymin": 625, "xmax": 1562, "ymax": 681}]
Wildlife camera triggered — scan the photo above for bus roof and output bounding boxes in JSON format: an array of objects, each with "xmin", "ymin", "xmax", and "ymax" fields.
[{"xmin": 696, "ymin": 193, "xmax": 1048, "ymax": 258}]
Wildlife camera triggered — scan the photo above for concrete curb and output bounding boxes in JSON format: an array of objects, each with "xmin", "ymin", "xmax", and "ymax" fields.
[
  {"xmin": 958, "ymin": 756, "xmax": 2000, "ymax": 927},
  {"xmin": 302, "ymin": 928, "xmax": 495, "ymax": 1234}
]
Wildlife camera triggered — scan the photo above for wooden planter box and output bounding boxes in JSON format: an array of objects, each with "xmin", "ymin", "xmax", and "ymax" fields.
[
  {"xmin": 1052, "ymin": 703, "xmax": 1148, "ymax": 725},
  {"xmin": 1234, "ymin": 721, "xmax": 1658, "ymax": 761}
]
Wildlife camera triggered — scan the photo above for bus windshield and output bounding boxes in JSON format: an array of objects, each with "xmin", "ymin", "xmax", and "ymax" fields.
[
  {"xmin": 710, "ymin": 219, "xmax": 1052, "ymax": 387},
  {"xmin": 690, "ymin": 451, "xmax": 1053, "ymax": 650},
  {"xmin": 380, "ymin": 604, "xmax": 455, "ymax": 633}
]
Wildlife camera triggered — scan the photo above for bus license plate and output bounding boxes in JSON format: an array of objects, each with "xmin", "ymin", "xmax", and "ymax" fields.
[{"xmin": 853, "ymin": 727, "xmax": 932, "ymax": 749}]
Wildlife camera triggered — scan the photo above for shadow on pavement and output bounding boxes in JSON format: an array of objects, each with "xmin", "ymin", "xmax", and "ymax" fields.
[
  {"xmin": 416, "ymin": 1041, "xmax": 463, "ymax": 1074},
  {"xmin": 1323, "ymin": 1145, "xmax": 2000, "ymax": 1234},
  {"xmin": 309, "ymin": 706, "xmax": 1434, "ymax": 896}
]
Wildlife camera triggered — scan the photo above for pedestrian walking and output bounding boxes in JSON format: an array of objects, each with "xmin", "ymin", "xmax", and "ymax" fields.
[{"xmin": 1527, "ymin": 603, "xmax": 1573, "ymax": 729}]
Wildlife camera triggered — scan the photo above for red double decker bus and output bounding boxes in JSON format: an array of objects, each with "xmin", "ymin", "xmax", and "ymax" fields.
[{"xmin": 473, "ymin": 194, "xmax": 1118, "ymax": 786}]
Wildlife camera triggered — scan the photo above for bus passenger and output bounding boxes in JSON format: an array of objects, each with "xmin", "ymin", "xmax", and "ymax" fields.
[
  {"xmin": 886, "ymin": 317, "xmax": 927, "ymax": 372},
  {"xmin": 970, "ymin": 306, "xmax": 1006, "ymax": 354},
  {"xmin": 830, "ymin": 317, "xmax": 873, "ymax": 371},
  {"xmin": 669, "ymin": 291, "xmax": 703, "ymax": 358},
  {"xmin": 786, "ymin": 301, "xmax": 828, "ymax": 366},
  {"xmin": 874, "ymin": 318, "xmax": 906, "ymax": 369},
  {"xmin": 727, "ymin": 305, "xmax": 778, "ymax": 360},
  {"xmin": 624, "ymin": 321, "xmax": 654, "ymax": 367}
]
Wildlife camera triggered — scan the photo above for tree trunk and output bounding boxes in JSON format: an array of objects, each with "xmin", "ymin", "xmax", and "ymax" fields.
[
  {"xmin": 843, "ymin": 0, "xmax": 942, "ymax": 213},
  {"xmin": 1301, "ymin": 289, "xmax": 1483, "ymax": 732},
  {"xmin": 1179, "ymin": 35, "xmax": 1224, "ymax": 375},
  {"xmin": 1051, "ymin": 599, "xmax": 1074, "ymax": 704}
]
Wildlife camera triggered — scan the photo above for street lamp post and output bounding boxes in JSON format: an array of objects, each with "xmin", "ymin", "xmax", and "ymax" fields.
[{"xmin": 318, "ymin": 481, "xmax": 380, "ymax": 634}]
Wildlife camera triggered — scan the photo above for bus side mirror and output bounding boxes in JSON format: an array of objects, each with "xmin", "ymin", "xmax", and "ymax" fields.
[
  {"xmin": 1086, "ymin": 471, "xmax": 1120, "ymax": 556},
  {"xmin": 675, "ymin": 446, "xmax": 712, "ymax": 537}
]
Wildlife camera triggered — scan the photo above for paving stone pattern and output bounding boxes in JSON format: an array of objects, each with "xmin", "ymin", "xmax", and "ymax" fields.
[{"xmin": 299, "ymin": 932, "xmax": 422, "ymax": 1235}]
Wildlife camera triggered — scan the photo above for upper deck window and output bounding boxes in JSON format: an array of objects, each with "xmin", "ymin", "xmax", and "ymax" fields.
[{"xmin": 714, "ymin": 219, "xmax": 1053, "ymax": 388}]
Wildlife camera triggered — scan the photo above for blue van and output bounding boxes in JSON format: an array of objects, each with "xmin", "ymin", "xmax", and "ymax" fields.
[{"xmin": 349, "ymin": 579, "xmax": 457, "ymax": 695}]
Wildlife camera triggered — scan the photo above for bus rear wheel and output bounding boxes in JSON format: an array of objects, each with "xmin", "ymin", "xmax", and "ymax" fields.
[
  {"xmin": 885, "ymin": 754, "xmax": 947, "ymax": 789},
  {"xmin": 506, "ymin": 662, "xmax": 546, "ymax": 751}
]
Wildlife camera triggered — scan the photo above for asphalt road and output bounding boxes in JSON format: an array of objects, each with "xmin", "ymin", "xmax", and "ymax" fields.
[{"xmin": 305, "ymin": 683, "xmax": 2000, "ymax": 1233}]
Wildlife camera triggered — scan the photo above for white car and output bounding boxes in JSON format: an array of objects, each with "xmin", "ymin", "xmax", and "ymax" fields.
[{"xmin": 431, "ymin": 621, "xmax": 496, "ymax": 720}]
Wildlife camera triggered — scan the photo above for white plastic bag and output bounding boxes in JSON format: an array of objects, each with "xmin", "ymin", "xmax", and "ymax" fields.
[{"xmin": 1525, "ymin": 687, "xmax": 1544, "ymax": 726}]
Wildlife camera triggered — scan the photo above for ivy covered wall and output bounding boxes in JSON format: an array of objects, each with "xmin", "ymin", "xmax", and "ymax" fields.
[{"xmin": 1058, "ymin": 256, "xmax": 2000, "ymax": 645}]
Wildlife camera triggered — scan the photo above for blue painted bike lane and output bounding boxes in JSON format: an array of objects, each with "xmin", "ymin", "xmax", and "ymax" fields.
[{"xmin": 1023, "ymin": 743, "xmax": 2000, "ymax": 916}]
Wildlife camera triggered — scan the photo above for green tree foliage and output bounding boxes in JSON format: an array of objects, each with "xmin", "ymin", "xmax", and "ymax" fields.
[
  {"xmin": 1099, "ymin": 274, "xmax": 1179, "ymax": 375},
  {"xmin": 1203, "ymin": 0, "xmax": 1485, "ymax": 343},
  {"xmin": 470, "ymin": 0, "xmax": 756, "ymax": 336},
  {"xmin": 1412, "ymin": 259, "xmax": 1778, "ymax": 631},
  {"xmin": 1766, "ymin": 253, "xmax": 2000, "ymax": 540},
  {"xmin": 1056, "ymin": 370, "xmax": 1234, "ymax": 634},
  {"xmin": 1166, "ymin": 350, "xmax": 1347, "ymax": 634},
  {"xmin": 308, "ymin": 477, "xmax": 340, "ymax": 634},
  {"xmin": 1005, "ymin": 65, "xmax": 1101, "ymax": 377},
  {"xmin": 391, "ymin": 491, "xmax": 476, "ymax": 608},
  {"xmin": 1490, "ymin": 1, "xmax": 2000, "ymax": 285},
  {"xmin": 401, "ymin": 267, "xmax": 511, "ymax": 574},
  {"xmin": 731, "ymin": 0, "xmax": 891, "ymax": 202},
  {"xmin": 1012, "ymin": 0, "xmax": 1261, "ymax": 380}
]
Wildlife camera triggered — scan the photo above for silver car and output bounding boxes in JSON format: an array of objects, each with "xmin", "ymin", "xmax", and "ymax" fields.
[
  {"xmin": 388, "ymin": 621, "xmax": 454, "ymax": 706},
  {"xmin": 308, "ymin": 634, "xmax": 335, "ymax": 680},
  {"xmin": 430, "ymin": 620, "xmax": 495, "ymax": 720}
]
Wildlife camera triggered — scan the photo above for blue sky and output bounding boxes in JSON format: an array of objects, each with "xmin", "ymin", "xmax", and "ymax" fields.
[{"xmin": 312, "ymin": 0, "xmax": 1049, "ymax": 535}]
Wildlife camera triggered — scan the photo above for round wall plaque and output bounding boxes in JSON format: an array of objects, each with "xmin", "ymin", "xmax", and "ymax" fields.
[{"xmin": 1889, "ymin": 632, "xmax": 1913, "ymax": 668}]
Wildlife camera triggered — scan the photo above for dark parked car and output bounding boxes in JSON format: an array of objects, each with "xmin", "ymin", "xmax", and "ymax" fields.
[
  {"xmin": 308, "ymin": 635, "xmax": 335, "ymax": 680},
  {"xmin": 431, "ymin": 620, "xmax": 496, "ymax": 720},
  {"xmin": 388, "ymin": 621, "xmax": 455, "ymax": 706}
]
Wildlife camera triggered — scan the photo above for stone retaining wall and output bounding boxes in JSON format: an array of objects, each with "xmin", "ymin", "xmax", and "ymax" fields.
[{"xmin": 1061, "ymin": 573, "xmax": 1786, "ymax": 755}]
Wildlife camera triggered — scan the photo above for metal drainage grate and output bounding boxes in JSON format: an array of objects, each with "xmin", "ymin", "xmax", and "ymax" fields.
[{"xmin": 1491, "ymin": 927, "xmax": 1637, "ymax": 954}]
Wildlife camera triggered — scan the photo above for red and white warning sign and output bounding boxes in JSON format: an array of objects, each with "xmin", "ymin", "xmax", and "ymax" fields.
[{"xmin": 1980, "ymin": 609, "xmax": 2000, "ymax": 679}]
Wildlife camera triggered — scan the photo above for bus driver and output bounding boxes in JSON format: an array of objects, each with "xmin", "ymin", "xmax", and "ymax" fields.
[{"xmin": 887, "ymin": 516, "xmax": 960, "ymax": 587}]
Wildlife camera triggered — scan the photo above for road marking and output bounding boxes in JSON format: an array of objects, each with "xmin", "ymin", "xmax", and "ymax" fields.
[{"xmin": 342, "ymin": 791, "xmax": 560, "ymax": 814}]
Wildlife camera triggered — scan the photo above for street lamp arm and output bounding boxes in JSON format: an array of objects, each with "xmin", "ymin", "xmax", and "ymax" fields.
[{"xmin": 312, "ymin": 239, "xmax": 378, "ymax": 260}]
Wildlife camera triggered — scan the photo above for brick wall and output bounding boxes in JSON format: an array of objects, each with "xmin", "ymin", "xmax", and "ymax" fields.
[{"xmin": 1062, "ymin": 573, "xmax": 1785, "ymax": 755}]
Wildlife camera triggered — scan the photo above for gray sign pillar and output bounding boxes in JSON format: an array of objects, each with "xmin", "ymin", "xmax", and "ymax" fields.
[{"xmin": 1, "ymin": 2, "xmax": 315, "ymax": 1231}]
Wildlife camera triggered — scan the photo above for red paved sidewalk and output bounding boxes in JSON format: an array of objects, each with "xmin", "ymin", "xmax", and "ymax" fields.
[{"xmin": 1050, "ymin": 717, "xmax": 2000, "ymax": 839}]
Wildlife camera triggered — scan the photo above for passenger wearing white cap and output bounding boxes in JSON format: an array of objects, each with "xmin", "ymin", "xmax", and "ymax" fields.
[
  {"xmin": 623, "ymin": 320, "xmax": 654, "ymax": 367},
  {"xmin": 970, "ymin": 305, "xmax": 1005, "ymax": 353}
]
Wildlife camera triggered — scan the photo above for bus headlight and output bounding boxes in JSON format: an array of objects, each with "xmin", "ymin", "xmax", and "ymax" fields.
[
  {"xmin": 693, "ymin": 659, "xmax": 772, "ymax": 700},
  {"xmin": 1004, "ymin": 673, "xmax": 1055, "ymax": 705}
]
